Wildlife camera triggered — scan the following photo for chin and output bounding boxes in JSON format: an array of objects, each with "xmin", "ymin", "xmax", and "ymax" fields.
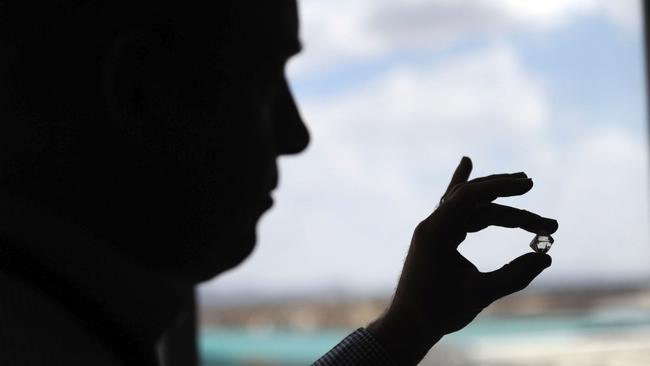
[{"xmin": 171, "ymin": 225, "xmax": 258, "ymax": 284}]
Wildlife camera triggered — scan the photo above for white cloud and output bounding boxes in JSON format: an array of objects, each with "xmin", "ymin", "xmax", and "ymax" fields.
[
  {"xmin": 308, "ymin": 43, "xmax": 546, "ymax": 134},
  {"xmin": 549, "ymin": 128, "xmax": 650, "ymax": 280},
  {"xmin": 292, "ymin": 0, "xmax": 641, "ymax": 75},
  {"xmin": 301, "ymin": 43, "xmax": 550, "ymax": 190}
]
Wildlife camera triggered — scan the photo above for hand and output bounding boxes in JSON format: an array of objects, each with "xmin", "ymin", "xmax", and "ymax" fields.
[{"xmin": 367, "ymin": 157, "xmax": 558, "ymax": 365}]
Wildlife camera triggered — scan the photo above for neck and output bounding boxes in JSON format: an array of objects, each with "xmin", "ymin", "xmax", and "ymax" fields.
[{"xmin": 0, "ymin": 187, "xmax": 194, "ymax": 363}]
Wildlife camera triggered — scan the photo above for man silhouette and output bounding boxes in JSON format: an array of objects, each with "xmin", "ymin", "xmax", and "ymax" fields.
[{"xmin": 0, "ymin": 1, "xmax": 558, "ymax": 365}]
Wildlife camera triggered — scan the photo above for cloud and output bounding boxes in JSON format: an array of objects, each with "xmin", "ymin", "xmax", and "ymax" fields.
[
  {"xmin": 292, "ymin": 0, "xmax": 641, "ymax": 75},
  {"xmin": 307, "ymin": 43, "xmax": 547, "ymax": 134},
  {"xmin": 300, "ymin": 43, "xmax": 550, "ymax": 196},
  {"xmin": 548, "ymin": 128, "xmax": 650, "ymax": 280}
]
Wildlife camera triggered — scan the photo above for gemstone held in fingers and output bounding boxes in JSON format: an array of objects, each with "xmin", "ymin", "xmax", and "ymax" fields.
[{"xmin": 530, "ymin": 234, "xmax": 554, "ymax": 254}]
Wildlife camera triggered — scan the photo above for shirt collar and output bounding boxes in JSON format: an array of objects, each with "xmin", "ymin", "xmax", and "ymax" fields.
[{"xmin": 0, "ymin": 187, "xmax": 193, "ymax": 355}]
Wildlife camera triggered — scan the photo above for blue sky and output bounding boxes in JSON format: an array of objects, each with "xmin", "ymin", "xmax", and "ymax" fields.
[{"xmin": 200, "ymin": 0, "xmax": 647, "ymax": 302}]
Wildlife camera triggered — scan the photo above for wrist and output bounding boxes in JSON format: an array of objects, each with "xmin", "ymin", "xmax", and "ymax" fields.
[{"xmin": 366, "ymin": 308, "xmax": 442, "ymax": 365}]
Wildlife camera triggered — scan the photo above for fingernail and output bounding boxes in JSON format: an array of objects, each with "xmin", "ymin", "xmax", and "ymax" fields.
[
  {"xmin": 544, "ymin": 217, "xmax": 557, "ymax": 225},
  {"xmin": 519, "ymin": 178, "xmax": 533, "ymax": 186}
]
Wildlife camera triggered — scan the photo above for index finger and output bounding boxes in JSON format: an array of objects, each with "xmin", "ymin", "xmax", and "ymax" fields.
[
  {"xmin": 450, "ymin": 177, "xmax": 534, "ymax": 205},
  {"xmin": 467, "ymin": 203, "xmax": 559, "ymax": 234}
]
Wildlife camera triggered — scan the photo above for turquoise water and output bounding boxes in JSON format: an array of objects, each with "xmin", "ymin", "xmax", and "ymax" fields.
[
  {"xmin": 200, "ymin": 310, "xmax": 650, "ymax": 365},
  {"xmin": 447, "ymin": 310, "xmax": 650, "ymax": 343},
  {"xmin": 200, "ymin": 327, "xmax": 349, "ymax": 365}
]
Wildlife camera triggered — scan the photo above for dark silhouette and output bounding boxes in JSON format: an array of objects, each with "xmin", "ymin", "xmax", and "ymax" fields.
[{"xmin": 0, "ymin": 1, "xmax": 558, "ymax": 365}]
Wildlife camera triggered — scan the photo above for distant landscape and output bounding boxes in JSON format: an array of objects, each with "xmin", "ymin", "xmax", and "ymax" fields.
[{"xmin": 199, "ymin": 282, "xmax": 650, "ymax": 365}]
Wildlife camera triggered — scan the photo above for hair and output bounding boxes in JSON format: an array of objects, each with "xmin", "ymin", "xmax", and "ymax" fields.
[
  {"xmin": 0, "ymin": 1, "xmax": 186, "ymax": 98},
  {"xmin": 0, "ymin": 1, "xmax": 234, "ymax": 204}
]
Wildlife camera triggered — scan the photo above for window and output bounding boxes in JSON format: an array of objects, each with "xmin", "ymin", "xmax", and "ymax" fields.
[{"xmin": 199, "ymin": 1, "xmax": 648, "ymax": 364}]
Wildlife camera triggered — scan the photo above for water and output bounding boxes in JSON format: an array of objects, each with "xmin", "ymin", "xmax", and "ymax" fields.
[
  {"xmin": 200, "ymin": 327, "xmax": 349, "ymax": 366},
  {"xmin": 200, "ymin": 309, "xmax": 650, "ymax": 365}
]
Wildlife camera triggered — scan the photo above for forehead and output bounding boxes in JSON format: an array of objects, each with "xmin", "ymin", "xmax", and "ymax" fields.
[{"xmin": 234, "ymin": 0, "xmax": 301, "ymax": 56}]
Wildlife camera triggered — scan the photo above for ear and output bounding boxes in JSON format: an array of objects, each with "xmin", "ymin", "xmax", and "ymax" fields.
[{"xmin": 102, "ymin": 30, "xmax": 167, "ymax": 143}]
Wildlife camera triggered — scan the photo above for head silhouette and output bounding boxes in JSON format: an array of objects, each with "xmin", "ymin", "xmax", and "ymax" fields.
[{"xmin": 0, "ymin": 0, "xmax": 309, "ymax": 283}]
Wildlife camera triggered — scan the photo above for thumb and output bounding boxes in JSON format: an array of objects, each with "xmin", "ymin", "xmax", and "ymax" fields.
[
  {"xmin": 443, "ymin": 156, "xmax": 473, "ymax": 198},
  {"xmin": 480, "ymin": 252, "xmax": 551, "ymax": 304}
]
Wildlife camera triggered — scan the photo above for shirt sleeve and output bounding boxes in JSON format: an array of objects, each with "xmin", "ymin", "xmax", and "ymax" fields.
[{"xmin": 311, "ymin": 327, "xmax": 397, "ymax": 366}]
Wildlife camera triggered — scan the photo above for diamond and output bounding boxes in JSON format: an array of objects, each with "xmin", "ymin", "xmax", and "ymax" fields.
[{"xmin": 530, "ymin": 234, "xmax": 554, "ymax": 254}]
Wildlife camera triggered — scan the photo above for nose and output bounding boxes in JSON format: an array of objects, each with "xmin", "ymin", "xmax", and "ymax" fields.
[{"xmin": 274, "ymin": 78, "xmax": 310, "ymax": 155}]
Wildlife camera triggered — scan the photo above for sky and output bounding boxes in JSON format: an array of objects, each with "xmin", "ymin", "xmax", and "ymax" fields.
[{"xmin": 200, "ymin": 0, "xmax": 648, "ymax": 302}]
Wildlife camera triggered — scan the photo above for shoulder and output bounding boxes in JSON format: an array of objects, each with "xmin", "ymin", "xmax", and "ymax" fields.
[{"xmin": 0, "ymin": 270, "xmax": 124, "ymax": 366}]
